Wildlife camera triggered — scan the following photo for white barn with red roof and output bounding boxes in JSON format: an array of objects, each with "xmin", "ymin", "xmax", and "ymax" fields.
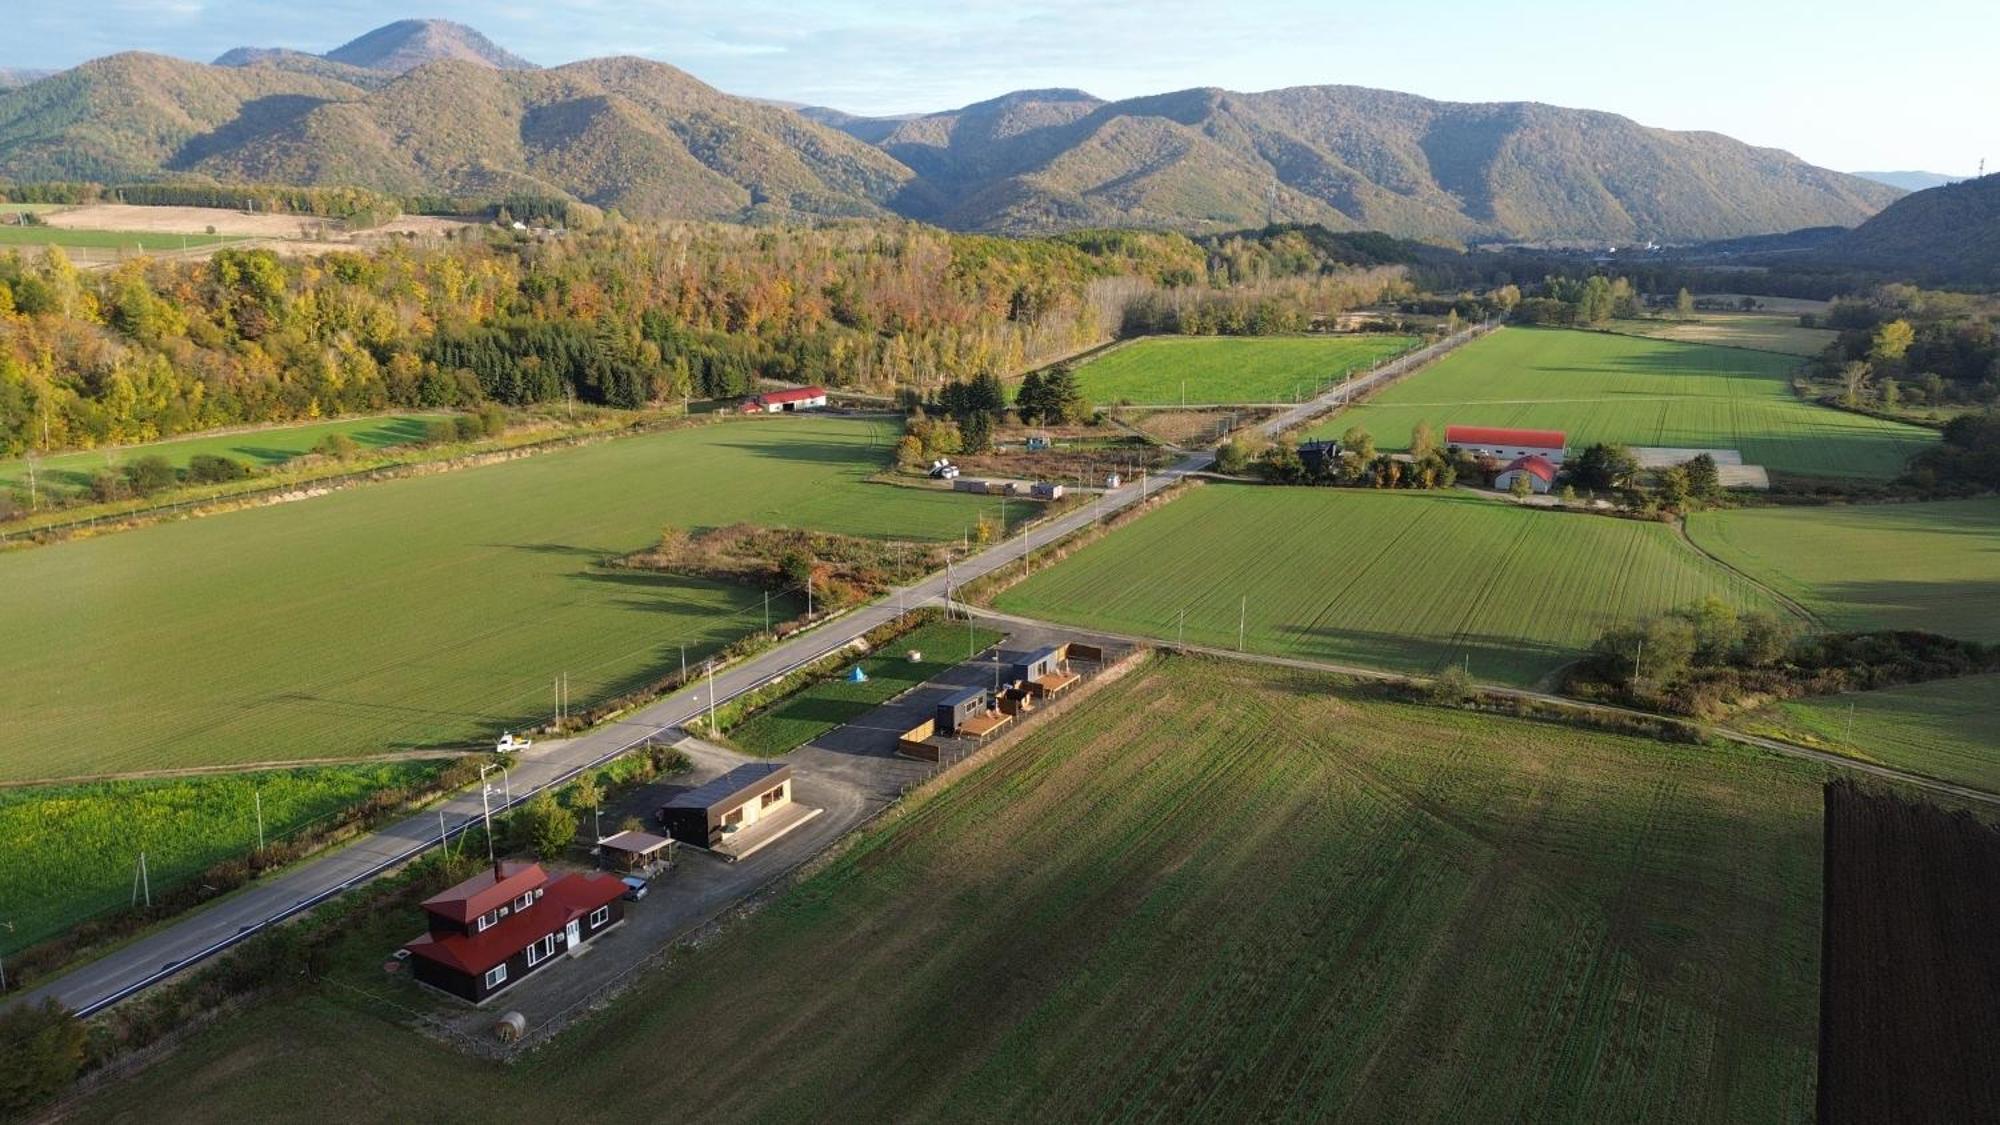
[
  {"xmin": 742, "ymin": 386, "xmax": 827, "ymax": 413},
  {"xmin": 1445, "ymin": 425, "xmax": 1567, "ymax": 466}
]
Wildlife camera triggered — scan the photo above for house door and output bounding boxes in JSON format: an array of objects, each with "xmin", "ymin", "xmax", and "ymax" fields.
[{"xmin": 565, "ymin": 919, "xmax": 581, "ymax": 947}]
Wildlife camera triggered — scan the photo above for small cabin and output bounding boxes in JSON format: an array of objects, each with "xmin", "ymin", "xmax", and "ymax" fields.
[
  {"xmin": 1012, "ymin": 646, "xmax": 1063, "ymax": 683},
  {"xmin": 935, "ymin": 686, "xmax": 990, "ymax": 735},
  {"xmin": 657, "ymin": 763, "xmax": 793, "ymax": 850}
]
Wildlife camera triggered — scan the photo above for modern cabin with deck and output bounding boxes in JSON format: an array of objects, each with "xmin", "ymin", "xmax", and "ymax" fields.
[{"xmin": 657, "ymin": 763, "xmax": 794, "ymax": 850}]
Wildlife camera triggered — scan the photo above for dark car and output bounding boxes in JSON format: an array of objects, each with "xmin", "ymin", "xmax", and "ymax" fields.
[{"xmin": 620, "ymin": 875, "xmax": 649, "ymax": 901}]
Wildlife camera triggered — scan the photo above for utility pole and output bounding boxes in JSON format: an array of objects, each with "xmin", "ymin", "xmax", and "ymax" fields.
[
  {"xmin": 478, "ymin": 763, "xmax": 498, "ymax": 868},
  {"xmin": 1178, "ymin": 607, "xmax": 1186, "ymax": 651},
  {"xmin": 706, "ymin": 659, "xmax": 717, "ymax": 734},
  {"xmin": 438, "ymin": 809, "xmax": 449, "ymax": 852},
  {"xmin": 1633, "ymin": 638, "xmax": 1644, "ymax": 685},
  {"xmin": 0, "ymin": 920, "xmax": 13, "ymax": 992},
  {"xmin": 1238, "ymin": 596, "xmax": 1247, "ymax": 652},
  {"xmin": 807, "ymin": 571, "xmax": 814, "ymax": 619},
  {"xmin": 681, "ymin": 644, "xmax": 688, "ymax": 682},
  {"xmin": 763, "ymin": 591, "xmax": 770, "ymax": 634},
  {"xmin": 253, "ymin": 789, "xmax": 265, "ymax": 852}
]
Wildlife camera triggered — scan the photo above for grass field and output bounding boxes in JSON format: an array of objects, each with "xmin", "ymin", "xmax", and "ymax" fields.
[
  {"xmin": 0, "ymin": 414, "xmax": 441, "ymax": 498},
  {"xmin": 995, "ymin": 484, "xmax": 1791, "ymax": 684},
  {"xmin": 1685, "ymin": 498, "xmax": 2000, "ymax": 640},
  {"xmin": 1618, "ymin": 315, "xmax": 1838, "ymax": 357},
  {"xmin": 71, "ymin": 657, "xmax": 1823, "ymax": 1121},
  {"xmin": 1304, "ymin": 327, "xmax": 1933, "ymax": 479},
  {"xmin": 1747, "ymin": 675, "xmax": 2000, "ymax": 793},
  {"xmin": 726, "ymin": 619, "xmax": 1002, "ymax": 756},
  {"xmin": 0, "ymin": 417, "xmax": 1017, "ymax": 782},
  {"xmin": 0, "ymin": 761, "xmax": 448, "ymax": 954},
  {"xmin": 0, "ymin": 226, "xmax": 242, "ymax": 251},
  {"xmin": 1072, "ymin": 335, "xmax": 1419, "ymax": 405}
]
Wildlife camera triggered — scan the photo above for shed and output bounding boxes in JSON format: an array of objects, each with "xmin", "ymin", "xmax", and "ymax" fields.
[
  {"xmin": 1297, "ymin": 439, "xmax": 1341, "ymax": 476},
  {"xmin": 596, "ymin": 829, "xmax": 673, "ymax": 872},
  {"xmin": 935, "ymin": 686, "xmax": 989, "ymax": 735},
  {"xmin": 657, "ymin": 763, "xmax": 794, "ymax": 849},
  {"xmin": 1012, "ymin": 646, "xmax": 1064, "ymax": 683}
]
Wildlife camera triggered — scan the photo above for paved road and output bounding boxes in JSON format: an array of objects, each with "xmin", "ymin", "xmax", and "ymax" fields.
[
  {"xmin": 15, "ymin": 323, "xmax": 1501, "ymax": 1017},
  {"xmin": 14, "ymin": 455, "xmax": 1198, "ymax": 1018}
]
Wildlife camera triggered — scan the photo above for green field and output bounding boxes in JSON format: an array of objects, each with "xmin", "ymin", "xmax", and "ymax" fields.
[
  {"xmin": 0, "ymin": 414, "xmax": 441, "ymax": 498},
  {"xmin": 0, "ymin": 225, "xmax": 243, "ymax": 251},
  {"xmin": 1686, "ymin": 498, "xmax": 2000, "ymax": 640},
  {"xmin": 1751, "ymin": 674, "xmax": 2000, "ymax": 793},
  {"xmin": 0, "ymin": 761, "xmax": 448, "ymax": 954},
  {"xmin": 1072, "ymin": 335, "xmax": 1419, "ymax": 405},
  {"xmin": 0, "ymin": 418, "xmax": 1015, "ymax": 782},
  {"xmin": 71, "ymin": 657, "xmax": 1821, "ymax": 1121},
  {"xmin": 726, "ymin": 619, "xmax": 1002, "ymax": 756},
  {"xmin": 1620, "ymin": 315, "xmax": 1838, "ymax": 357},
  {"xmin": 995, "ymin": 485, "xmax": 1791, "ymax": 684},
  {"xmin": 1305, "ymin": 327, "xmax": 1933, "ymax": 479}
]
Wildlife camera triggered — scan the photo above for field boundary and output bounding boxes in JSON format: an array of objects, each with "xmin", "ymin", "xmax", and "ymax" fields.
[
  {"xmin": 1668, "ymin": 517, "xmax": 1824, "ymax": 627},
  {"xmin": 1266, "ymin": 321, "xmax": 1498, "ymax": 438}
]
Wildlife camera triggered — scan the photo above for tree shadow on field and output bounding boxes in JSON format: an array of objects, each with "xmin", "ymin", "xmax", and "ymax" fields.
[
  {"xmin": 707, "ymin": 438, "xmax": 883, "ymax": 468},
  {"xmin": 1282, "ymin": 622, "xmax": 1565, "ymax": 686},
  {"xmin": 488, "ymin": 541, "xmax": 623, "ymax": 559}
]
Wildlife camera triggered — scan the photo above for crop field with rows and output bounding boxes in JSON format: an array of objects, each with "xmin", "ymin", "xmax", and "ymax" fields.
[
  {"xmin": 1617, "ymin": 314, "xmax": 1839, "ymax": 357},
  {"xmin": 1071, "ymin": 334, "xmax": 1419, "ymax": 405},
  {"xmin": 995, "ymin": 484, "xmax": 1791, "ymax": 684},
  {"xmin": 0, "ymin": 417, "xmax": 1017, "ymax": 782},
  {"xmin": 1304, "ymin": 327, "xmax": 1933, "ymax": 479},
  {"xmin": 1750, "ymin": 674, "xmax": 2000, "ymax": 793},
  {"xmin": 1685, "ymin": 497, "xmax": 2000, "ymax": 640},
  {"xmin": 0, "ymin": 761, "xmax": 448, "ymax": 955},
  {"xmin": 71, "ymin": 657, "xmax": 1824, "ymax": 1122}
]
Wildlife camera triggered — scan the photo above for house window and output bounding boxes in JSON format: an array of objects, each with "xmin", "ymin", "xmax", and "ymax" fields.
[
  {"xmin": 514, "ymin": 892, "xmax": 534, "ymax": 912},
  {"xmin": 485, "ymin": 964, "xmax": 507, "ymax": 989},
  {"xmin": 526, "ymin": 933, "xmax": 556, "ymax": 965},
  {"xmin": 526, "ymin": 941, "xmax": 543, "ymax": 966},
  {"xmin": 589, "ymin": 906, "xmax": 610, "ymax": 927},
  {"xmin": 761, "ymin": 786, "xmax": 784, "ymax": 808},
  {"xmin": 724, "ymin": 807, "xmax": 744, "ymax": 826},
  {"xmin": 475, "ymin": 909, "xmax": 499, "ymax": 932}
]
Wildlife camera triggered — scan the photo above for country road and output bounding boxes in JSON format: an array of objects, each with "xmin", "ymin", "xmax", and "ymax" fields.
[{"xmin": 10, "ymin": 319, "xmax": 1494, "ymax": 1018}]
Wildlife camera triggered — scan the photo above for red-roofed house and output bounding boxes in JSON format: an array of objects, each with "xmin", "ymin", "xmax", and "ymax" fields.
[
  {"xmin": 741, "ymin": 386, "xmax": 828, "ymax": 413},
  {"xmin": 403, "ymin": 861, "xmax": 626, "ymax": 1004},
  {"xmin": 1445, "ymin": 425, "xmax": 1567, "ymax": 466},
  {"xmin": 1494, "ymin": 454, "xmax": 1559, "ymax": 494}
]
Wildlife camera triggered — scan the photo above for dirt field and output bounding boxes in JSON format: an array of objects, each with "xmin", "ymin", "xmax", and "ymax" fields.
[
  {"xmin": 40, "ymin": 205, "xmax": 471, "ymax": 239},
  {"xmin": 1818, "ymin": 781, "xmax": 2000, "ymax": 1121},
  {"xmin": 72, "ymin": 656, "xmax": 1824, "ymax": 1122}
]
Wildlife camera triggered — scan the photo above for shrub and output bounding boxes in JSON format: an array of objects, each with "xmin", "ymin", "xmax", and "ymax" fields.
[
  {"xmin": 314, "ymin": 432, "xmax": 360, "ymax": 460},
  {"xmin": 122, "ymin": 454, "xmax": 178, "ymax": 495},
  {"xmin": 0, "ymin": 1000, "xmax": 87, "ymax": 1116},
  {"xmin": 185, "ymin": 453, "xmax": 249, "ymax": 483},
  {"xmin": 454, "ymin": 414, "xmax": 483, "ymax": 442},
  {"xmin": 422, "ymin": 419, "xmax": 457, "ymax": 446}
]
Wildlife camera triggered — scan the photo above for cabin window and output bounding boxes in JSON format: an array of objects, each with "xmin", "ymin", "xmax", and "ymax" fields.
[
  {"xmin": 514, "ymin": 893, "xmax": 534, "ymax": 912},
  {"xmin": 475, "ymin": 909, "xmax": 499, "ymax": 932},
  {"xmin": 589, "ymin": 906, "xmax": 611, "ymax": 927},
  {"xmin": 485, "ymin": 964, "xmax": 507, "ymax": 989},
  {"xmin": 725, "ymin": 807, "xmax": 744, "ymax": 826},
  {"xmin": 526, "ymin": 940, "xmax": 544, "ymax": 966},
  {"xmin": 761, "ymin": 786, "xmax": 784, "ymax": 808}
]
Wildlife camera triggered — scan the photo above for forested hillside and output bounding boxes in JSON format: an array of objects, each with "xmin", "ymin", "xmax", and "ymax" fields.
[{"xmin": 0, "ymin": 22, "xmax": 1902, "ymax": 242}]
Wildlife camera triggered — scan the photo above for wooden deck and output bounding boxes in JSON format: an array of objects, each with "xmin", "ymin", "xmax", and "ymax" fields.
[{"xmin": 956, "ymin": 711, "xmax": 1013, "ymax": 739}]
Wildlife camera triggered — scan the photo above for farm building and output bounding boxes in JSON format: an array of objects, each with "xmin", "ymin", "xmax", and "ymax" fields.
[
  {"xmin": 657, "ymin": 763, "xmax": 794, "ymax": 850},
  {"xmin": 1297, "ymin": 439, "xmax": 1341, "ymax": 476},
  {"xmin": 741, "ymin": 386, "xmax": 828, "ymax": 413},
  {"xmin": 402, "ymin": 861, "xmax": 626, "ymax": 1004},
  {"xmin": 1446, "ymin": 425, "xmax": 1567, "ymax": 466},
  {"xmin": 935, "ymin": 686, "xmax": 991, "ymax": 735},
  {"xmin": 1494, "ymin": 455, "xmax": 1558, "ymax": 494}
]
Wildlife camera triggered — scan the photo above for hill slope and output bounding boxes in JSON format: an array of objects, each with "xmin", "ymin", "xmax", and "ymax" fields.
[
  {"xmin": 1852, "ymin": 170, "xmax": 1962, "ymax": 191},
  {"xmin": 216, "ymin": 19, "xmax": 535, "ymax": 75},
  {"xmin": 1822, "ymin": 173, "xmax": 2000, "ymax": 283},
  {"xmin": 832, "ymin": 84, "xmax": 1900, "ymax": 243},
  {"xmin": 0, "ymin": 51, "xmax": 908, "ymax": 221}
]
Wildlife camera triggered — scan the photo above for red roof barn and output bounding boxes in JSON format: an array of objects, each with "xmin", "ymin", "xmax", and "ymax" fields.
[
  {"xmin": 1495, "ymin": 454, "xmax": 1559, "ymax": 494},
  {"xmin": 1444, "ymin": 425, "xmax": 1568, "ymax": 465},
  {"xmin": 742, "ymin": 386, "xmax": 828, "ymax": 413}
]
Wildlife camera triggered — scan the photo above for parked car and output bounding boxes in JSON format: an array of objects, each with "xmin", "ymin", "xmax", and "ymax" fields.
[{"xmin": 621, "ymin": 876, "xmax": 649, "ymax": 901}]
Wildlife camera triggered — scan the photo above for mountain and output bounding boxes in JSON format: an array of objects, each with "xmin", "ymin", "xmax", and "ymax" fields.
[
  {"xmin": 216, "ymin": 19, "xmax": 535, "ymax": 75},
  {"xmin": 1822, "ymin": 173, "xmax": 2000, "ymax": 283},
  {"xmin": 0, "ymin": 68, "xmax": 54, "ymax": 90},
  {"xmin": 821, "ymin": 85, "xmax": 1902, "ymax": 244},
  {"xmin": 0, "ymin": 22, "xmax": 1904, "ymax": 241},
  {"xmin": 0, "ymin": 47, "xmax": 909, "ymax": 222},
  {"xmin": 1852, "ymin": 170, "xmax": 1963, "ymax": 192}
]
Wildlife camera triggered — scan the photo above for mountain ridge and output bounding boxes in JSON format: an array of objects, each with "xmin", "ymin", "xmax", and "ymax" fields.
[{"xmin": 0, "ymin": 20, "xmax": 1903, "ymax": 243}]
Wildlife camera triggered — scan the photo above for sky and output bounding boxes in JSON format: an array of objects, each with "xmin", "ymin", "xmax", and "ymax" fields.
[{"xmin": 8, "ymin": 0, "xmax": 1992, "ymax": 174}]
